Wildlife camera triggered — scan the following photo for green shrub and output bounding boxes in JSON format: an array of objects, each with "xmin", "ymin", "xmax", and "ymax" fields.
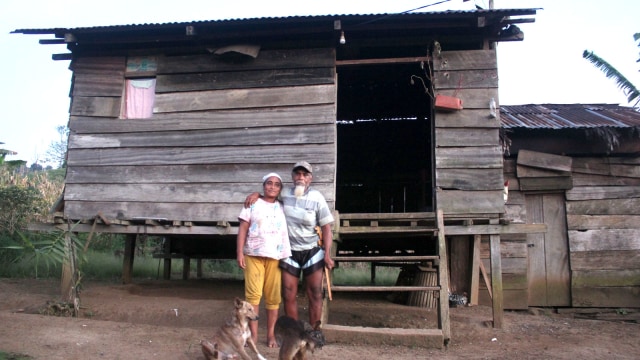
[
  {"xmin": 0, "ymin": 230, "xmax": 83, "ymax": 279},
  {"xmin": 0, "ymin": 186, "xmax": 46, "ymax": 235}
]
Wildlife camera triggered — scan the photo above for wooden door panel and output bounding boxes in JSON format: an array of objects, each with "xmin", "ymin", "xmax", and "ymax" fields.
[
  {"xmin": 526, "ymin": 193, "xmax": 571, "ymax": 306},
  {"xmin": 543, "ymin": 194, "xmax": 571, "ymax": 306},
  {"xmin": 526, "ymin": 195, "xmax": 547, "ymax": 305}
]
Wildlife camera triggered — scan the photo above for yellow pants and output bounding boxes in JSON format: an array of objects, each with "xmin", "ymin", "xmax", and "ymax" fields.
[{"xmin": 244, "ymin": 256, "xmax": 282, "ymax": 310}]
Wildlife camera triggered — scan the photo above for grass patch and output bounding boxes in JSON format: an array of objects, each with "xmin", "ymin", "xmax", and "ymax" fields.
[
  {"xmin": 333, "ymin": 263, "xmax": 400, "ymax": 286},
  {"xmin": 0, "ymin": 352, "xmax": 32, "ymax": 360},
  {"xmin": 0, "ymin": 250, "xmax": 400, "ymax": 286},
  {"xmin": 0, "ymin": 250, "xmax": 171, "ymax": 281}
]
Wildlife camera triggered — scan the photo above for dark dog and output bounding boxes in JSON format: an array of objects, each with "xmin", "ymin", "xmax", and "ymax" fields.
[
  {"xmin": 274, "ymin": 315, "xmax": 325, "ymax": 360},
  {"xmin": 201, "ymin": 297, "xmax": 266, "ymax": 360}
]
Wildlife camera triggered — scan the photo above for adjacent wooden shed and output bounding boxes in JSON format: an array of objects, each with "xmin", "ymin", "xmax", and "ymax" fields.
[{"xmin": 498, "ymin": 104, "xmax": 640, "ymax": 309}]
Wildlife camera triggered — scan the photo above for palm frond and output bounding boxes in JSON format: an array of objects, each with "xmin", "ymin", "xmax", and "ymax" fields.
[
  {"xmin": 635, "ymin": 33, "xmax": 640, "ymax": 64},
  {"xmin": 583, "ymin": 50, "xmax": 640, "ymax": 107}
]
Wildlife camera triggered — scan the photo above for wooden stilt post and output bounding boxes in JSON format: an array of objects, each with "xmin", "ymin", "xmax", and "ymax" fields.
[
  {"xmin": 122, "ymin": 234, "xmax": 136, "ymax": 284},
  {"xmin": 321, "ymin": 210, "xmax": 338, "ymax": 327},
  {"xmin": 163, "ymin": 238, "xmax": 172, "ymax": 280},
  {"xmin": 183, "ymin": 256, "xmax": 191, "ymax": 280},
  {"xmin": 489, "ymin": 228, "xmax": 503, "ymax": 328},
  {"xmin": 61, "ymin": 231, "xmax": 78, "ymax": 310},
  {"xmin": 197, "ymin": 259, "xmax": 203, "ymax": 279},
  {"xmin": 436, "ymin": 210, "xmax": 451, "ymax": 343},
  {"xmin": 469, "ymin": 234, "xmax": 481, "ymax": 305}
]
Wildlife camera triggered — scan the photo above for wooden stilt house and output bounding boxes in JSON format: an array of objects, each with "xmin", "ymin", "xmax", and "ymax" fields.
[{"xmin": 15, "ymin": 8, "xmax": 542, "ymax": 346}]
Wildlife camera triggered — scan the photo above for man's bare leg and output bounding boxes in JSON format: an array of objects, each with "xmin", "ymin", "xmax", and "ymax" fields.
[
  {"xmin": 282, "ymin": 271, "xmax": 299, "ymax": 320},
  {"xmin": 305, "ymin": 268, "xmax": 324, "ymax": 325}
]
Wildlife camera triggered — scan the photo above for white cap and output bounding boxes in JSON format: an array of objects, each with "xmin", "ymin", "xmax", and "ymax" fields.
[{"xmin": 262, "ymin": 172, "xmax": 282, "ymax": 182}]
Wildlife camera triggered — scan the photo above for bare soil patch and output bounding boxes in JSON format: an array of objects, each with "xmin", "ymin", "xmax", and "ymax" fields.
[{"xmin": 0, "ymin": 277, "xmax": 638, "ymax": 359}]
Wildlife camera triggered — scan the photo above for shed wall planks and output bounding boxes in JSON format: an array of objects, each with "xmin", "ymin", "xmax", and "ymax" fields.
[
  {"xmin": 504, "ymin": 150, "xmax": 640, "ymax": 308},
  {"xmin": 565, "ymin": 156, "xmax": 640, "ymax": 308}
]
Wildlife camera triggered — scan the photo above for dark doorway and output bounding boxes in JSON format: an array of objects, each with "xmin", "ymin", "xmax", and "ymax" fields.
[{"xmin": 335, "ymin": 62, "xmax": 434, "ymax": 213}]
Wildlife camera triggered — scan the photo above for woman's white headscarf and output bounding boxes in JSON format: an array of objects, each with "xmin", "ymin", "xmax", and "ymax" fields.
[{"xmin": 262, "ymin": 172, "xmax": 282, "ymax": 183}]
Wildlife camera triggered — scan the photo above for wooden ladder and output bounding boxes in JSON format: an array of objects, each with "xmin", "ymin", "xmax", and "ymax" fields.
[{"xmin": 324, "ymin": 210, "xmax": 451, "ymax": 346}]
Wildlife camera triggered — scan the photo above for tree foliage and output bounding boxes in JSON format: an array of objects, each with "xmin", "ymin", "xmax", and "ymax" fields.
[
  {"xmin": 583, "ymin": 33, "xmax": 640, "ymax": 108},
  {"xmin": 45, "ymin": 125, "xmax": 69, "ymax": 169}
]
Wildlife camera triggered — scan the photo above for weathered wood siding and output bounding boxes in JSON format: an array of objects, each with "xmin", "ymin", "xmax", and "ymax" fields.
[
  {"xmin": 525, "ymin": 193, "xmax": 571, "ymax": 307},
  {"xmin": 566, "ymin": 156, "xmax": 640, "ymax": 308},
  {"xmin": 516, "ymin": 150, "xmax": 572, "ymax": 191},
  {"xmin": 478, "ymin": 234, "xmax": 529, "ymax": 309},
  {"xmin": 474, "ymin": 158, "xmax": 528, "ymax": 309},
  {"xmin": 503, "ymin": 155, "xmax": 640, "ymax": 309},
  {"xmin": 433, "ymin": 50, "xmax": 504, "ymax": 215},
  {"xmin": 65, "ymin": 49, "xmax": 337, "ymax": 222}
]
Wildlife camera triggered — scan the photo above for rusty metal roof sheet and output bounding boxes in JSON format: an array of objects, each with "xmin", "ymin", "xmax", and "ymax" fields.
[
  {"xmin": 501, "ymin": 104, "xmax": 640, "ymax": 129},
  {"xmin": 12, "ymin": 8, "xmax": 538, "ymax": 34}
]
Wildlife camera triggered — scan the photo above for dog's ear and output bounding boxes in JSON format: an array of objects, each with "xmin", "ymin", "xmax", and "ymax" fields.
[
  {"xmin": 234, "ymin": 297, "xmax": 243, "ymax": 308},
  {"xmin": 313, "ymin": 320, "xmax": 322, "ymax": 330}
]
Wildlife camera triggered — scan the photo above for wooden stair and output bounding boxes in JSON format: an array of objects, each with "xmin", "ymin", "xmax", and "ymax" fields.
[{"xmin": 324, "ymin": 210, "xmax": 451, "ymax": 346}]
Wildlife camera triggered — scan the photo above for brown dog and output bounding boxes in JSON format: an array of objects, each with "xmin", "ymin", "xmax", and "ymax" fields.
[
  {"xmin": 201, "ymin": 297, "xmax": 266, "ymax": 360},
  {"xmin": 274, "ymin": 315, "xmax": 325, "ymax": 360}
]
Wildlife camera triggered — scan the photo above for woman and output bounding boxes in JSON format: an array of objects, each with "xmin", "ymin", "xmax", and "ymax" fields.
[{"xmin": 237, "ymin": 172, "xmax": 291, "ymax": 348}]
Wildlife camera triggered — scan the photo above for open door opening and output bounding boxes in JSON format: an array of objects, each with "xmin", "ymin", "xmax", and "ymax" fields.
[{"xmin": 336, "ymin": 62, "xmax": 434, "ymax": 214}]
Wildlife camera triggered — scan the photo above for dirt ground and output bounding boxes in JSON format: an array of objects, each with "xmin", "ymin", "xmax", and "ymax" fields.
[{"xmin": 0, "ymin": 276, "xmax": 638, "ymax": 360}]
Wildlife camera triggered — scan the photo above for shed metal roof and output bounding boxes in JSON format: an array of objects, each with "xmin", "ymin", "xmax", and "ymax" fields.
[{"xmin": 500, "ymin": 104, "xmax": 640, "ymax": 129}]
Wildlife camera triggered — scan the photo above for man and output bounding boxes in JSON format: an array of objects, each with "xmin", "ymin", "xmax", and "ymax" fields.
[{"xmin": 246, "ymin": 161, "xmax": 334, "ymax": 326}]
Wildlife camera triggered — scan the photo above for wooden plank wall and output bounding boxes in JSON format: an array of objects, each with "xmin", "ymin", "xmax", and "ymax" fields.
[
  {"xmin": 432, "ymin": 50, "xmax": 504, "ymax": 215},
  {"xmin": 478, "ymin": 234, "xmax": 529, "ymax": 309},
  {"xmin": 566, "ymin": 156, "xmax": 640, "ymax": 307},
  {"xmin": 474, "ymin": 158, "xmax": 529, "ymax": 309},
  {"xmin": 516, "ymin": 149, "xmax": 573, "ymax": 191},
  {"xmin": 501, "ymin": 155, "xmax": 640, "ymax": 309},
  {"xmin": 65, "ymin": 49, "xmax": 337, "ymax": 223}
]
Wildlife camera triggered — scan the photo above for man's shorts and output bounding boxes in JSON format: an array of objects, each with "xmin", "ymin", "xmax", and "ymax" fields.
[{"xmin": 279, "ymin": 247, "xmax": 325, "ymax": 278}]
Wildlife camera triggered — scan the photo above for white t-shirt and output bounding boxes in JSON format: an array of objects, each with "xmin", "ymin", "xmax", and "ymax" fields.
[{"xmin": 238, "ymin": 198, "xmax": 291, "ymax": 260}]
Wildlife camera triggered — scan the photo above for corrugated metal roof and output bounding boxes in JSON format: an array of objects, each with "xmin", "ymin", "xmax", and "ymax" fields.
[
  {"xmin": 500, "ymin": 104, "xmax": 640, "ymax": 129},
  {"xmin": 12, "ymin": 8, "xmax": 538, "ymax": 34}
]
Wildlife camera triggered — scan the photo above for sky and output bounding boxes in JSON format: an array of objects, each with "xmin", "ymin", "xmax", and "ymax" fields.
[{"xmin": 1, "ymin": 0, "xmax": 638, "ymax": 167}]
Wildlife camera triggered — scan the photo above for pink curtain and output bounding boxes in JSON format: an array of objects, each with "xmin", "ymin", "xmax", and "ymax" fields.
[{"xmin": 124, "ymin": 79, "xmax": 156, "ymax": 119}]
